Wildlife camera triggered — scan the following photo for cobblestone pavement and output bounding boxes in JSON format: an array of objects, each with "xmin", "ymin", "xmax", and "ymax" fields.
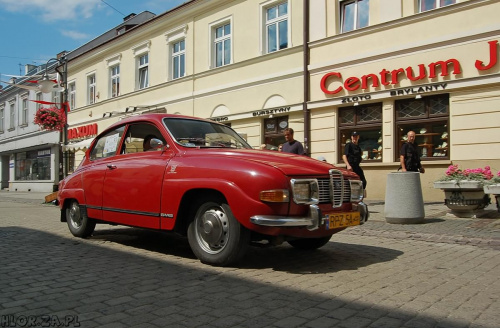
[{"xmin": 0, "ymin": 191, "xmax": 499, "ymax": 328}]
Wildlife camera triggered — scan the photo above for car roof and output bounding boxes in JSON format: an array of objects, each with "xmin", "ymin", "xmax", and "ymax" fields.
[{"xmin": 107, "ymin": 113, "xmax": 216, "ymax": 130}]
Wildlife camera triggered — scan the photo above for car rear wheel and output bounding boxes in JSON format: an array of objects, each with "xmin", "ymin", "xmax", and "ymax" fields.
[
  {"xmin": 287, "ymin": 236, "xmax": 332, "ymax": 250},
  {"xmin": 66, "ymin": 200, "xmax": 96, "ymax": 238},
  {"xmin": 187, "ymin": 201, "xmax": 250, "ymax": 266}
]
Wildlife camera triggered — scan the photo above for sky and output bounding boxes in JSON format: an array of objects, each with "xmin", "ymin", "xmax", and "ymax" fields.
[{"xmin": 0, "ymin": 0, "xmax": 186, "ymax": 86}]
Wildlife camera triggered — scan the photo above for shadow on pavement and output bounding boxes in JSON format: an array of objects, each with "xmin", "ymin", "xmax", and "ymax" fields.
[
  {"xmin": 89, "ymin": 226, "xmax": 403, "ymax": 274},
  {"xmin": 0, "ymin": 226, "xmax": 491, "ymax": 328}
]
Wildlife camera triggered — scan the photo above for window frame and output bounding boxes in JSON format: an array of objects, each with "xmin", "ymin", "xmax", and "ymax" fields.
[
  {"xmin": 264, "ymin": 1, "xmax": 289, "ymax": 54},
  {"xmin": 172, "ymin": 39, "xmax": 186, "ymax": 80},
  {"xmin": 209, "ymin": 17, "xmax": 233, "ymax": 69},
  {"xmin": 340, "ymin": 0, "xmax": 370, "ymax": 33},
  {"xmin": 68, "ymin": 81, "xmax": 76, "ymax": 111},
  {"xmin": 87, "ymin": 74, "xmax": 96, "ymax": 105},
  {"xmin": 9, "ymin": 101, "xmax": 15, "ymax": 130},
  {"xmin": 21, "ymin": 96, "xmax": 28, "ymax": 126},
  {"xmin": 0, "ymin": 106, "xmax": 4, "ymax": 133},
  {"xmin": 418, "ymin": 0, "xmax": 457, "ymax": 13},
  {"xmin": 35, "ymin": 92, "xmax": 42, "ymax": 111},
  {"xmin": 165, "ymin": 25, "xmax": 188, "ymax": 81},
  {"xmin": 138, "ymin": 53, "xmax": 149, "ymax": 90},
  {"xmin": 110, "ymin": 65, "xmax": 120, "ymax": 98}
]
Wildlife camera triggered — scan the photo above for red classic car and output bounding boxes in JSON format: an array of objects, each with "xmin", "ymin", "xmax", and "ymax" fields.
[{"xmin": 57, "ymin": 114, "xmax": 368, "ymax": 266}]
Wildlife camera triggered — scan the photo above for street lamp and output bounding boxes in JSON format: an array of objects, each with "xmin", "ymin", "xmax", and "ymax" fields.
[{"xmin": 39, "ymin": 57, "xmax": 69, "ymax": 179}]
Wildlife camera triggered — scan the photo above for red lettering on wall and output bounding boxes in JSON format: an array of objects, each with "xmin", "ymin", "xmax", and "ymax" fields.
[
  {"xmin": 68, "ymin": 123, "xmax": 98, "ymax": 140},
  {"xmin": 320, "ymin": 72, "xmax": 343, "ymax": 94},
  {"xmin": 475, "ymin": 40, "xmax": 498, "ymax": 70},
  {"xmin": 428, "ymin": 59, "xmax": 461, "ymax": 78}
]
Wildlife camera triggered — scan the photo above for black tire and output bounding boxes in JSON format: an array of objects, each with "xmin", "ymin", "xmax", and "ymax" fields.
[
  {"xmin": 287, "ymin": 235, "xmax": 332, "ymax": 250},
  {"xmin": 66, "ymin": 200, "xmax": 96, "ymax": 238},
  {"xmin": 187, "ymin": 201, "xmax": 250, "ymax": 266}
]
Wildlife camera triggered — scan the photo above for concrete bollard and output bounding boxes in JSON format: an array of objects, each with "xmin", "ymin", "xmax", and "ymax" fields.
[{"xmin": 384, "ymin": 172, "xmax": 425, "ymax": 224}]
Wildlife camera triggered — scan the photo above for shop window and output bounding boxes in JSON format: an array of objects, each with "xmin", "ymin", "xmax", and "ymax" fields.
[
  {"xmin": 339, "ymin": 103, "xmax": 382, "ymax": 162},
  {"xmin": 396, "ymin": 95, "xmax": 449, "ymax": 160},
  {"xmin": 15, "ymin": 149, "xmax": 51, "ymax": 181},
  {"xmin": 264, "ymin": 116, "xmax": 288, "ymax": 150}
]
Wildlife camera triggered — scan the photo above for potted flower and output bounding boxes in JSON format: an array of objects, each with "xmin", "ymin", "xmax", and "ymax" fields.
[
  {"xmin": 433, "ymin": 164, "xmax": 493, "ymax": 215},
  {"xmin": 34, "ymin": 106, "xmax": 66, "ymax": 131},
  {"xmin": 483, "ymin": 171, "xmax": 500, "ymax": 212}
]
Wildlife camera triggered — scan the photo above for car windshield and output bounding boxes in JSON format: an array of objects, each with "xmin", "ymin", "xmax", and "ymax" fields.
[{"xmin": 163, "ymin": 118, "xmax": 252, "ymax": 149}]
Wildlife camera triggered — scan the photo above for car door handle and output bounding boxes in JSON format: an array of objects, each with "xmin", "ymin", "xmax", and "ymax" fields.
[{"xmin": 107, "ymin": 164, "xmax": 117, "ymax": 170}]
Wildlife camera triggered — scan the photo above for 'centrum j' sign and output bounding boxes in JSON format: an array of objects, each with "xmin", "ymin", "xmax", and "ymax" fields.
[{"xmin": 320, "ymin": 40, "xmax": 498, "ymax": 95}]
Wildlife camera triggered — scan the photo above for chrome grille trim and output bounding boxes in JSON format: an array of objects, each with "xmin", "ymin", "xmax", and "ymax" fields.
[{"xmin": 330, "ymin": 169, "xmax": 343, "ymax": 208}]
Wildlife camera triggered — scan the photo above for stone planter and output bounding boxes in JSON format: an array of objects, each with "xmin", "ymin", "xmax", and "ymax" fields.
[
  {"xmin": 433, "ymin": 180, "xmax": 490, "ymax": 216},
  {"xmin": 483, "ymin": 184, "xmax": 500, "ymax": 213}
]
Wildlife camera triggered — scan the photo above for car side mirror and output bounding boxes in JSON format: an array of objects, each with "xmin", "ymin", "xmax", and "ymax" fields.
[{"xmin": 150, "ymin": 138, "xmax": 165, "ymax": 150}]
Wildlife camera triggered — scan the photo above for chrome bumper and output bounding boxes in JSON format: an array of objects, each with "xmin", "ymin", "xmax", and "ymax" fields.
[{"xmin": 250, "ymin": 202, "xmax": 369, "ymax": 231}]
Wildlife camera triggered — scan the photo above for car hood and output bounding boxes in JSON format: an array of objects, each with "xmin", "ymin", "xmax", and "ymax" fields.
[{"xmin": 180, "ymin": 148, "xmax": 357, "ymax": 178}]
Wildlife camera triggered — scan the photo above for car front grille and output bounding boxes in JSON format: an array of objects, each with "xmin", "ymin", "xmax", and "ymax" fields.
[{"xmin": 317, "ymin": 169, "xmax": 351, "ymax": 207}]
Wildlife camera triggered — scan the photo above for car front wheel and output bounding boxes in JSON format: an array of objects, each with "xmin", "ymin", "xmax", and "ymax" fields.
[
  {"xmin": 66, "ymin": 200, "xmax": 96, "ymax": 238},
  {"xmin": 187, "ymin": 201, "xmax": 250, "ymax": 266}
]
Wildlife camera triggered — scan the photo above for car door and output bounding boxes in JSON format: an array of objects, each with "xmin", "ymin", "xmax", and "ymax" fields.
[
  {"xmin": 83, "ymin": 126, "xmax": 125, "ymax": 220},
  {"xmin": 101, "ymin": 123, "xmax": 173, "ymax": 229}
]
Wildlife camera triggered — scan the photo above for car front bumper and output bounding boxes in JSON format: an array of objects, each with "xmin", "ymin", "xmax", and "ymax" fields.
[{"xmin": 250, "ymin": 202, "xmax": 369, "ymax": 231}]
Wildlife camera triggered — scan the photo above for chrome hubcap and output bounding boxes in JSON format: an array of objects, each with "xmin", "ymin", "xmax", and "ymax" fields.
[
  {"xmin": 196, "ymin": 207, "xmax": 229, "ymax": 254},
  {"xmin": 69, "ymin": 203, "xmax": 82, "ymax": 229}
]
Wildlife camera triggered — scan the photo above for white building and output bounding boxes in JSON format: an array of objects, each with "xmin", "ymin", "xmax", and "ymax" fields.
[{"xmin": 10, "ymin": 0, "xmax": 500, "ymax": 200}]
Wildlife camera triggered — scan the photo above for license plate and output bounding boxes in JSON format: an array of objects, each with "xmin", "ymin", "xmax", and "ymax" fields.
[{"xmin": 325, "ymin": 212, "xmax": 361, "ymax": 230}]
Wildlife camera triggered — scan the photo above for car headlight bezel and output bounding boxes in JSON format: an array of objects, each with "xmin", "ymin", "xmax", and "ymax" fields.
[
  {"xmin": 290, "ymin": 179, "xmax": 320, "ymax": 205},
  {"xmin": 349, "ymin": 180, "xmax": 364, "ymax": 203}
]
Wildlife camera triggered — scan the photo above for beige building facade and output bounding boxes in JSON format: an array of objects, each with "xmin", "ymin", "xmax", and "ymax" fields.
[{"xmin": 65, "ymin": 0, "xmax": 500, "ymax": 201}]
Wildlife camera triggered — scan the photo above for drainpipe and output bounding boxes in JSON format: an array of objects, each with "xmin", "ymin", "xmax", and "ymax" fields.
[{"xmin": 302, "ymin": 0, "xmax": 310, "ymax": 156}]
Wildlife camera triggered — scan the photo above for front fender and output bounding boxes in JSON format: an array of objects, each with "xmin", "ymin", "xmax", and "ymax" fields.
[
  {"xmin": 160, "ymin": 178, "xmax": 276, "ymax": 230},
  {"xmin": 58, "ymin": 188, "xmax": 86, "ymax": 222}
]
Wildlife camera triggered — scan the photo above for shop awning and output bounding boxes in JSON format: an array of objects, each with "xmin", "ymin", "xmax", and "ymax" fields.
[{"xmin": 63, "ymin": 139, "xmax": 93, "ymax": 152}]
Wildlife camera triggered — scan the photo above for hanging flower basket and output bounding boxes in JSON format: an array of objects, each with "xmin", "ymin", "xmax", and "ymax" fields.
[{"xmin": 34, "ymin": 106, "xmax": 66, "ymax": 131}]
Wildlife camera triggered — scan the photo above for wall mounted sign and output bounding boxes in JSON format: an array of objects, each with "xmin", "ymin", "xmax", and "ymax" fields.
[
  {"xmin": 321, "ymin": 40, "xmax": 498, "ymax": 95},
  {"xmin": 68, "ymin": 123, "xmax": 98, "ymax": 140}
]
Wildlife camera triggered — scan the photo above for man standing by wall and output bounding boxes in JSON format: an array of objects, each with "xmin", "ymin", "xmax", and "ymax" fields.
[
  {"xmin": 282, "ymin": 128, "xmax": 304, "ymax": 155},
  {"xmin": 342, "ymin": 131, "xmax": 367, "ymax": 190},
  {"xmin": 400, "ymin": 130, "xmax": 425, "ymax": 173}
]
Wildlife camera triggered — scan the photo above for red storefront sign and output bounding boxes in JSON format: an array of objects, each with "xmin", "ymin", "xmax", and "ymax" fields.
[
  {"xmin": 320, "ymin": 40, "xmax": 498, "ymax": 95},
  {"xmin": 68, "ymin": 123, "xmax": 98, "ymax": 140}
]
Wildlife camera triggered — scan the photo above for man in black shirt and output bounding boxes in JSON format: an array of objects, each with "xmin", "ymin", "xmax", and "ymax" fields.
[
  {"xmin": 342, "ymin": 131, "xmax": 367, "ymax": 190},
  {"xmin": 282, "ymin": 128, "xmax": 304, "ymax": 155},
  {"xmin": 400, "ymin": 130, "xmax": 425, "ymax": 173}
]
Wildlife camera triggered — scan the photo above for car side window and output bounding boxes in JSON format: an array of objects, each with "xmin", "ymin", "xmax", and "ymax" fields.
[
  {"xmin": 89, "ymin": 126, "xmax": 125, "ymax": 160},
  {"xmin": 122, "ymin": 123, "xmax": 165, "ymax": 153}
]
